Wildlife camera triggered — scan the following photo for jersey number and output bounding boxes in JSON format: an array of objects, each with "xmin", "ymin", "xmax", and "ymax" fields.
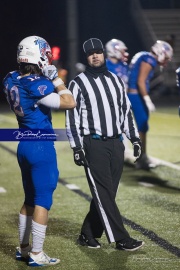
[{"xmin": 5, "ymin": 86, "xmax": 24, "ymax": 117}]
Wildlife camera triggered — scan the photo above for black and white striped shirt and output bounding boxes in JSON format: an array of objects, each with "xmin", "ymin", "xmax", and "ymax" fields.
[{"xmin": 66, "ymin": 70, "xmax": 139, "ymax": 148}]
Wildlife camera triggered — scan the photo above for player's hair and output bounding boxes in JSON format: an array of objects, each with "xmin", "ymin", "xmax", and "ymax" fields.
[{"xmin": 19, "ymin": 63, "xmax": 42, "ymax": 75}]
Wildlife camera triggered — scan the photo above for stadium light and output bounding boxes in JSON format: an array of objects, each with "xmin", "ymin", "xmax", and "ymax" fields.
[{"xmin": 52, "ymin": 46, "xmax": 61, "ymax": 61}]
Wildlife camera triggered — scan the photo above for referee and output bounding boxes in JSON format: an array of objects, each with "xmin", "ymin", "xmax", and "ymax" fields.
[{"xmin": 66, "ymin": 38, "xmax": 144, "ymax": 251}]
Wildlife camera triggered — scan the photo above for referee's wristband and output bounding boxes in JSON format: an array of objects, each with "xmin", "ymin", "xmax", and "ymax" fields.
[
  {"xmin": 52, "ymin": 77, "xmax": 64, "ymax": 88},
  {"xmin": 58, "ymin": 90, "xmax": 72, "ymax": 96}
]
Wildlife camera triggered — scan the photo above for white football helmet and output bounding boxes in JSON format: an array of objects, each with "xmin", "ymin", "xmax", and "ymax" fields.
[
  {"xmin": 105, "ymin": 39, "xmax": 129, "ymax": 61},
  {"xmin": 151, "ymin": 40, "xmax": 173, "ymax": 64},
  {"xmin": 17, "ymin": 36, "xmax": 52, "ymax": 69}
]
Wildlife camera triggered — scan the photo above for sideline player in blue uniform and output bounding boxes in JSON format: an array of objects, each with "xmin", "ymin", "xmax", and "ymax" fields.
[
  {"xmin": 106, "ymin": 39, "xmax": 129, "ymax": 89},
  {"xmin": 3, "ymin": 36, "xmax": 76, "ymax": 267},
  {"xmin": 105, "ymin": 39, "xmax": 133, "ymax": 161},
  {"xmin": 128, "ymin": 40, "xmax": 173, "ymax": 169}
]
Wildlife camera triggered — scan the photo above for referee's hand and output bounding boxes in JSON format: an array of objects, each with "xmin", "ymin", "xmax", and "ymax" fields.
[
  {"xmin": 133, "ymin": 141, "xmax": 142, "ymax": 163},
  {"xmin": 73, "ymin": 147, "xmax": 89, "ymax": 167}
]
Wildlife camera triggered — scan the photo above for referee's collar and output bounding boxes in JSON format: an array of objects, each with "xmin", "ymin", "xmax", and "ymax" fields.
[{"xmin": 85, "ymin": 64, "xmax": 110, "ymax": 78}]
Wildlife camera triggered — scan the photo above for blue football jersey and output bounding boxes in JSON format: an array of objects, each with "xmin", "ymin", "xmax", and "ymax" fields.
[
  {"xmin": 106, "ymin": 59, "xmax": 129, "ymax": 89},
  {"xmin": 3, "ymin": 71, "xmax": 55, "ymax": 129},
  {"xmin": 128, "ymin": 52, "xmax": 157, "ymax": 92}
]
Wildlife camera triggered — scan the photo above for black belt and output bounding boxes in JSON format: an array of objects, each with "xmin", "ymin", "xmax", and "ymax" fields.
[{"xmin": 91, "ymin": 134, "xmax": 123, "ymax": 141}]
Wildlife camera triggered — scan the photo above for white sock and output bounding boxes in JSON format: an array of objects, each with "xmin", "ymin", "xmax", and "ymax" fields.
[
  {"xmin": 18, "ymin": 213, "xmax": 32, "ymax": 245},
  {"xmin": 31, "ymin": 220, "xmax": 47, "ymax": 253}
]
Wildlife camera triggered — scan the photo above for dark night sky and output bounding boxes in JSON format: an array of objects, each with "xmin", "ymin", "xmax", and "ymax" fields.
[
  {"xmin": 0, "ymin": 1, "xmax": 142, "ymax": 85},
  {"xmin": 0, "ymin": 0, "xmax": 179, "ymax": 101},
  {"xmin": 0, "ymin": 0, "xmax": 66, "ymax": 81}
]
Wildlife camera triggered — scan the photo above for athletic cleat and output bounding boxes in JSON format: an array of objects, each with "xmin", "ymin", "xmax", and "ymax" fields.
[
  {"xmin": 77, "ymin": 233, "xmax": 101, "ymax": 248},
  {"xmin": 116, "ymin": 237, "xmax": 145, "ymax": 251},
  {"xmin": 16, "ymin": 245, "xmax": 31, "ymax": 261},
  {"xmin": 135, "ymin": 153, "xmax": 156, "ymax": 170},
  {"xmin": 28, "ymin": 251, "xmax": 60, "ymax": 267}
]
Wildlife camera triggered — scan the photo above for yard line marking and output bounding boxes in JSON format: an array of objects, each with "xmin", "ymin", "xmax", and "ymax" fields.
[
  {"xmin": 125, "ymin": 151, "xmax": 180, "ymax": 171},
  {"xmin": 138, "ymin": 182, "xmax": 155, "ymax": 187},
  {"xmin": 0, "ymin": 144, "xmax": 17, "ymax": 155},
  {"xmin": 0, "ymin": 187, "xmax": 7, "ymax": 193},
  {"xmin": 123, "ymin": 217, "xmax": 180, "ymax": 258},
  {"xmin": 150, "ymin": 157, "xmax": 180, "ymax": 171},
  {"xmin": 66, "ymin": 184, "xmax": 80, "ymax": 190},
  {"xmin": 59, "ymin": 178, "xmax": 92, "ymax": 202}
]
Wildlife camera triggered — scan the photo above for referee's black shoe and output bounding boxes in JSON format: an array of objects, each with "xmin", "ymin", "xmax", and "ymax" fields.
[
  {"xmin": 116, "ymin": 237, "xmax": 144, "ymax": 251},
  {"xmin": 77, "ymin": 233, "xmax": 101, "ymax": 248}
]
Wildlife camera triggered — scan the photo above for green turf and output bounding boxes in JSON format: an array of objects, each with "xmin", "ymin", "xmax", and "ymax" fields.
[
  {"xmin": 0, "ymin": 105, "xmax": 180, "ymax": 269},
  {"xmin": 148, "ymin": 111, "xmax": 180, "ymax": 163}
]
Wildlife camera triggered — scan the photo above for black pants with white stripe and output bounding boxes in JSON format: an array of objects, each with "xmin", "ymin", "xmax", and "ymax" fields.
[{"xmin": 81, "ymin": 135, "xmax": 130, "ymax": 243}]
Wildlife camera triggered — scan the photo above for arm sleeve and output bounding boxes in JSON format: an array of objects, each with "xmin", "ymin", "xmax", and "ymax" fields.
[
  {"xmin": 29, "ymin": 77, "xmax": 55, "ymax": 98},
  {"xmin": 65, "ymin": 80, "xmax": 82, "ymax": 148},
  {"xmin": 37, "ymin": 93, "xmax": 60, "ymax": 109}
]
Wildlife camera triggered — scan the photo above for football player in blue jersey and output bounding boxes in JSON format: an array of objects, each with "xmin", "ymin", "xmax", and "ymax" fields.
[
  {"xmin": 128, "ymin": 40, "xmax": 173, "ymax": 169},
  {"xmin": 106, "ymin": 39, "xmax": 129, "ymax": 89},
  {"xmin": 3, "ymin": 36, "xmax": 76, "ymax": 267},
  {"xmin": 105, "ymin": 39, "xmax": 133, "ymax": 161}
]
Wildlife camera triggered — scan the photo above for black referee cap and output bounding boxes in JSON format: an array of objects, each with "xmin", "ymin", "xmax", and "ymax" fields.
[{"xmin": 83, "ymin": 38, "xmax": 104, "ymax": 54}]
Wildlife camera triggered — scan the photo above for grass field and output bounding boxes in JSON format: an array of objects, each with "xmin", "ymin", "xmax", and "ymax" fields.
[{"xmin": 0, "ymin": 103, "xmax": 180, "ymax": 269}]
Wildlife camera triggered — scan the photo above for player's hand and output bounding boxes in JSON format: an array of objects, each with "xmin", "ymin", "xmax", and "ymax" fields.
[
  {"xmin": 143, "ymin": 95, "xmax": 156, "ymax": 112},
  {"xmin": 42, "ymin": 65, "xmax": 58, "ymax": 80},
  {"xmin": 133, "ymin": 141, "xmax": 142, "ymax": 163},
  {"xmin": 73, "ymin": 147, "xmax": 89, "ymax": 167},
  {"xmin": 176, "ymin": 67, "xmax": 180, "ymax": 88}
]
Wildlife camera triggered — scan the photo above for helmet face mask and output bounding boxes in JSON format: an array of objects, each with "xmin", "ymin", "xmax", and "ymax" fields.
[
  {"xmin": 105, "ymin": 39, "xmax": 128, "ymax": 61},
  {"xmin": 17, "ymin": 36, "xmax": 52, "ymax": 69},
  {"xmin": 151, "ymin": 40, "xmax": 173, "ymax": 65}
]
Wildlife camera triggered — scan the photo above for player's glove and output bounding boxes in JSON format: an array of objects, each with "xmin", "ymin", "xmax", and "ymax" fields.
[
  {"xmin": 73, "ymin": 147, "xmax": 89, "ymax": 167},
  {"xmin": 132, "ymin": 141, "xmax": 142, "ymax": 163},
  {"xmin": 143, "ymin": 95, "xmax": 156, "ymax": 112},
  {"xmin": 176, "ymin": 67, "xmax": 180, "ymax": 88},
  {"xmin": 42, "ymin": 65, "xmax": 58, "ymax": 80}
]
